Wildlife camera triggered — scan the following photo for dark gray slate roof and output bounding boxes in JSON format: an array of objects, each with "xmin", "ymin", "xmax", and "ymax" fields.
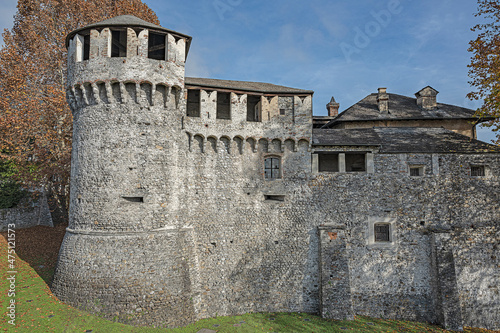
[
  {"xmin": 185, "ymin": 77, "xmax": 314, "ymax": 95},
  {"xmin": 66, "ymin": 15, "xmax": 192, "ymax": 52},
  {"xmin": 324, "ymin": 93, "xmax": 484, "ymax": 127},
  {"xmin": 313, "ymin": 127, "xmax": 500, "ymax": 154}
]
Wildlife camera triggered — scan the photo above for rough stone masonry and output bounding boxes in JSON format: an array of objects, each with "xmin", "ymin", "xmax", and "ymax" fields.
[{"xmin": 51, "ymin": 15, "xmax": 500, "ymax": 330}]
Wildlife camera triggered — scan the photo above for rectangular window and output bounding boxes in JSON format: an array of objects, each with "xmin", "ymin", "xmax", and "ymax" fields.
[
  {"xmin": 111, "ymin": 30, "xmax": 127, "ymax": 57},
  {"xmin": 410, "ymin": 166, "xmax": 424, "ymax": 176},
  {"xmin": 345, "ymin": 153, "xmax": 366, "ymax": 172},
  {"xmin": 83, "ymin": 34, "xmax": 90, "ymax": 60},
  {"xmin": 280, "ymin": 108, "xmax": 286, "ymax": 115},
  {"xmin": 186, "ymin": 89, "xmax": 200, "ymax": 117},
  {"xmin": 374, "ymin": 224, "xmax": 390, "ymax": 242},
  {"xmin": 247, "ymin": 95, "xmax": 261, "ymax": 122},
  {"xmin": 217, "ymin": 92, "xmax": 231, "ymax": 119},
  {"xmin": 318, "ymin": 153, "xmax": 339, "ymax": 172},
  {"xmin": 265, "ymin": 157, "xmax": 281, "ymax": 180},
  {"xmin": 471, "ymin": 165, "xmax": 485, "ymax": 177},
  {"xmin": 148, "ymin": 32, "xmax": 166, "ymax": 60}
]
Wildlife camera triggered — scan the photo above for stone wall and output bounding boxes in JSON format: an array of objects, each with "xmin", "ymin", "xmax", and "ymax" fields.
[
  {"xmin": 55, "ymin": 23, "xmax": 499, "ymax": 330},
  {"xmin": 0, "ymin": 191, "xmax": 53, "ymax": 232},
  {"xmin": 52, "ymin": 228, "xmax": 198, "ymax": 327},
  {"xmin": 308, "ymin": 152, "xmax": 500, "ymax": 330}
]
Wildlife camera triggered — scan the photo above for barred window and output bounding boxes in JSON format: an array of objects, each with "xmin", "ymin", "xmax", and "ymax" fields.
[
  {"xmin": 264, "ymin": 157, "xmax": 281, "ymax": 180},
  {"xmin": 374, "ymin": 224, "xmax": 390, "ymax": 242},
  {"xmin": 471, "ymin": 166, "xmax": 485, "ymax": 177},
  {"xmin": 410, "ymin": 166, "xmax": 424, "ymax": 176}
]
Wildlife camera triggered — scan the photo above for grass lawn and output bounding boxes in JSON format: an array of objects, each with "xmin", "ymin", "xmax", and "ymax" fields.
[{"xmin": 1, "ymin": 225, "xmax": 498, "ymax": 333}]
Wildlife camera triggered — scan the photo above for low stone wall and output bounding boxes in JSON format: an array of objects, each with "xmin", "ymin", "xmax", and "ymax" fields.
[{"xmin": 0, "ymin": 192, "xmax": 53, "ymax": 231}]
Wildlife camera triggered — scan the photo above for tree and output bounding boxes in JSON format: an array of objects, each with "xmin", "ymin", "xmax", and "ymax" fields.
[
  {"xmin": 468, "ymin": 0, "xmax": 500, "ymax": 145},
  {"xmin": 0, "ymin": 0, "xmax": 159, "ymax": 215}
]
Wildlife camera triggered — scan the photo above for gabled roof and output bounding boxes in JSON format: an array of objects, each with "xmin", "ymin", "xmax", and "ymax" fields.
[
  {"xmin": 313, "ymin": 127, "xmax": 500, "ymax": 154},
  {"xmin": 66, "ymin": 15, "xmax": 192, "ymax": 54},
  {"xmin": 185, "ymin": 77, "xmax": 314, "ymax": 95},
  {"xmin": 415, "ymin": 86, "xmax": 439, "ymax": 97},
  {"xmin": 323, "ymin": 93, "xmax": 486, "ymax": 128}
]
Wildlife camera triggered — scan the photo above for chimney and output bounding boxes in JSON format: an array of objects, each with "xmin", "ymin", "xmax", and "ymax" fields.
[
  {"xmin": 377, "ymin": 87, "xmax": 389, "ymax": 113},
  {"xmin": 415, "ymin": 86, "xmax": 438, "ymax": 110},
  {"xmin": 326, "ymin": 96, "xmax": 340, "ymax": 117}
]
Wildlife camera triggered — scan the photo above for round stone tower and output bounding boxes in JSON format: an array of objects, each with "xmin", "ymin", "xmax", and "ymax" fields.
[{"xmin": 51, "ymin": 16, "xmax": 199, "ymax": 327}]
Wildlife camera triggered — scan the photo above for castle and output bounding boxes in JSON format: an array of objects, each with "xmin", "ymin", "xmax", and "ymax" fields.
[{"xmin": 51, "ymin": 15, "xmax": 500, "ymax": 330}]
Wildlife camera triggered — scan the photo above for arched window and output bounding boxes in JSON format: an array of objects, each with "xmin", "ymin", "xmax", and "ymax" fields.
[{"xmin": 264, "ymin": 157, "xmax": 281, "ymax": 180}]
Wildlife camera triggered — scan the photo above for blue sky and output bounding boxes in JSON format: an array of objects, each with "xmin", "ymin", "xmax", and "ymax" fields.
[{"xmin": 0, "ymin": 0, "xmax": 496, "ymax": 142}]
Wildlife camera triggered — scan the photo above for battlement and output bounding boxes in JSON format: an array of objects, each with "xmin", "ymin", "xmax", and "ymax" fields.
[
  {"xmin": 68, "ymin": 28, "xmax": 186, "ymax": 64},
  {"xmin": 183, "ymin": 87, "xmax": 313, "ymax": 143},
  {"xmin": 67, "ymin": 80, "xmax": 182, "ymax": 113},
  {"xmin": 66, "ymin": 16, "xmax": 191, "ymax": 89},
  {"xmin": 186, "ymin": 133, "xmax": 310, "ymax": 154}
]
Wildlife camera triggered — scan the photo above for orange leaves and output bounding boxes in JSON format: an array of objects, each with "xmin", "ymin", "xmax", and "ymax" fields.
[
  {"xmin": 0, "ymin": 0, "xmax": 158, "ymax": 194},
  {"xmin": 468, "ymin": 1, "xmax": 500, "ymax": 144}
]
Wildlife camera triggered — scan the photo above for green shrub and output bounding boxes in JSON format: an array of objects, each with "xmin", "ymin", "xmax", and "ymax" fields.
[
  {"xmin": 0, "ymin": 180, "xmax": 26, "ymax": 209},
  {"xmin": 0, "ymin": 159, "xmax": 25, "ymax": 209}
]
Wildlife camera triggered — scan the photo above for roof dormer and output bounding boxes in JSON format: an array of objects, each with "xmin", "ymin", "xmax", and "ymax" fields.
[{"xmin": 415, "ymin": 86, "xmax": 439, "ymax": 110}]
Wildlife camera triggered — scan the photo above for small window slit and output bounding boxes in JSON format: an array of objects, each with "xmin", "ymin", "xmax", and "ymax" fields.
[{"xmin": 122, "ymin": 197, "xmax": 144, "ymax": 203}]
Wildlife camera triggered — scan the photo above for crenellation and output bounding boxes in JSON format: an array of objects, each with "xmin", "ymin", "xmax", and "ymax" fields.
[
  {"xmin": 166, "ymin": 33, "xmax": 176, "ymax": 62},
  {"xmin": 126, "ymin": 27, "xmax": 139, "ymax": 58},
  {"xmin": 174, "ymin": 37, "xmax": 186, "ymax": 65},
  {"xmin": 89, "ymin": 29, "xmax": 100, "ymax": 59},
  {"xmin": 72, "ymin": 34, "xmax": 83, "ymax": 62},
  {"xmin": 137, "ymin": 29, "xmax": 149, "ymax": 58},
  {"xmin": 100, "ymin": 28, "xmax": 112, "ymax": 58}
]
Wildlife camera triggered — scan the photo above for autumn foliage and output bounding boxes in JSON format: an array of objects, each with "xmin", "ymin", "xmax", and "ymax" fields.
[
  {"xmin": 468, "ymin": 0, "xmax": 500, "ymax": 145},
  {"xmin": 0, "ymin": 0, "xmax": 159, "ymax": 208}
]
